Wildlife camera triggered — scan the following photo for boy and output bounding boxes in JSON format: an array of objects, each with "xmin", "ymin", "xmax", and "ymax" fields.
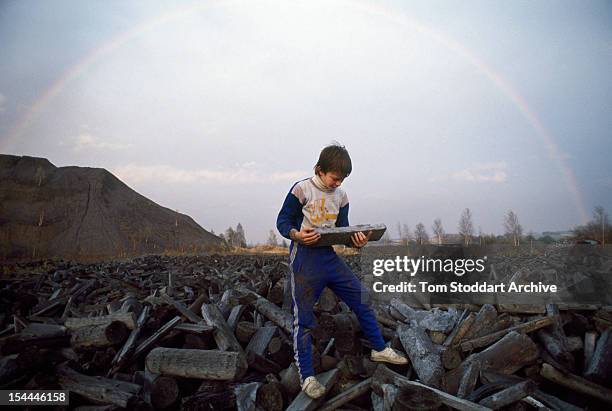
[{"xmin": 276, "ymin": 143, "xmax": 408, "ymax": 399}]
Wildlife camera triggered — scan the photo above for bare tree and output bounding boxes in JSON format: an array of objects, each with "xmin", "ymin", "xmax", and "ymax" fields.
[
  {"xmin": 397, "ymin": 222, "xmax": 402, "ymax": 240},
  {"xmin": 267, "ymin": 229, "xmax": 278, "ymax": 246},
  {"xmin": 414, "ymin": 222, "xmax": 429, "ymax": 245},
  {"xmin": 235, "ymin": 223, "xmax": 247, "ymax": 248},
  {"xmin": 504, "ymin": 210, "xmax": 523, "ymax": 246},
  {"xmin": 458, "ymin": 208, "xmax": 474, "ymax": 245},
  {"xmin": 432, "ymin": 218, "xmax": 444, "ymax": 245},
  {"xmin": 574, "ymin": 206, "xmax": 610, "ymax": 245},
  {"xmin": 594, "ymin": 206, "xmax": 609, "ymax": 246},
  {"xmin": 380, "ymin": 230, "xmax": 392, "ymax": 244},
  {"xmin": 402, "ymin": 224, "xmax": 413, "ymax": 245},
  {"xmin": 224, "ymin": 227, "xmax": 236, "ymax": 246}
]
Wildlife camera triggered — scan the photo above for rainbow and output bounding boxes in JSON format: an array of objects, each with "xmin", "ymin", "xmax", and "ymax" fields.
[{"xmin": 0, "ymin": 0, "xmax": 589, "ymax": 223}]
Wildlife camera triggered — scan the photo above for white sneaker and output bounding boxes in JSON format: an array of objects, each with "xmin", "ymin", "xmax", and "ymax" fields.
[
  {"xmin": 371, "ymin": 346, "xmax": 409, "ymax": 365},
  {"xmin": 301, "ymin": 376, "xmax": 326, "ymax": 399}
]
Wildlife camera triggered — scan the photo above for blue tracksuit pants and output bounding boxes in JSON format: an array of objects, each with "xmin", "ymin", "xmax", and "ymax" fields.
[{"xmin": 288, "ymin": 243, "xmax": 386, "ymax": 383}]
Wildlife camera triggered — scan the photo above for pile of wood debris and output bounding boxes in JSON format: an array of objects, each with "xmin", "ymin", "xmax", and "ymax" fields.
[{"xmin": 1, "ymin": 254, "xmax": 611, "ymax": 410}]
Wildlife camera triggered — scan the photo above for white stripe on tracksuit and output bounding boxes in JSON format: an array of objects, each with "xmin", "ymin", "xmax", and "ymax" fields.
[{"xmin": 288, "ymin": 243, "xmax": 305, "ymax": 384}]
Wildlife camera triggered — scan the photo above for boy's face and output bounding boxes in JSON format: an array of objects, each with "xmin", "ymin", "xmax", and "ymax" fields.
[{"xmin": 319, "ymin": 170, "xmax": 345, "ymax": 189}]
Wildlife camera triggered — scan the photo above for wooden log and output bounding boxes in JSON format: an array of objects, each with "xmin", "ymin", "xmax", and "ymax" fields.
[
  {"xmin": 318, "ymin": 377, "xmax": 371, "ymax": 411},
  {"xmin": 201, "ymin": 303, "xmax": 248, "ymax": 375},
  {"xmin": 583, "ymin": 331, "xmax": 597, "ymax": 372},
  {"xmin": 457, "ymin": 360, "xmax": 481, "ymax": 399},
  {"xmin": 30, "ymin": 297, "xmax": 67, "ymax": 317},
  {"xmin": 140, "ymin": 368, "xmax": 155, "ymax": 405},
  {"xmin": 166, "ymin": 270, "xmax": 174, "ymax": 296},
  {"xmin": 286, "ymin": 368, "xmax": 339, "ymax": 411},
  {"xmin": 227, "ymin": 305, "xmax": 246, "ymax": 331},
  {"xmin": 583, "ymin": 329, "xmax": 612, "ymax": 386},
  {"xmin": 106, "ymin": 300, "xmax": 121, "ymax": 314},
  {"xmin": 397, "ymin": 322, "xmax": 443, "ymax": 388},
  {"xmin": 280, "ymin": 363, "xmax": 301, "ymax": 397},
  {"xmin": 441, "ymin": 346, "xmax": 463, "ymax": 370},
  {"xmin": 188, "ymin": 293, "xmax": 209, "ymax": 314},
  {"xmin": 71, "ymin": 321, "xmax": 130, "ymax": 350},
  {"xmin": 20, "ymin": 322, "xmax": 66, "ymax": 338},
  {"xmin": 443, "ymin": 309, "xmax": 468, "ymax": 346},
  {"xmin": 380, "ymin": 383, "xmax": 398, "ymax": 410},
  {"xmin": 463, "ymin": 304, "xmax": 497, "ymax": 340},
  {"xmin": 537, "ymin": 328, "xmax": 575, "ymax": 372},
  {"xmin": 161, "ymin": 293, "xmax": 202, "ymax": 323},
  {"xmin": 268, "ymin": 280, "xmax": 285, "ymax": 306},
  {"xmin": 497, "ymin": 304, "xmax": 545, "ymax": 314},
  {"xmin": 145, "ymin": 347, "xmax": 246, "ymax": 380},
  {"xmin": 246, "ymin": 326, "xmax": 278, "ymax": 356},
  {"xmin": 254, "ymin": 298, "xmax": 293, "ymax": 335},
  {"xmin": 268, "ymin": 336, "xmax": 293, "ymax": 368},
  {"xmin": 1, "ymin": 334, "xmax": 69, "ymax": 355},
  {"xmin": 56, "ymin": 363, "xmax": 141, "ymax": 408},
  {"xmin": 520, "ymin": 396, "xmax": 550, "ymax": 410},
  {"xmin": 234, "ymin": 381, "xmax": 261, "ymax": 411},
  {"xmin": 538, "ymin": 303, "xmax": 575, "ymax": 372},
  {"xmin": 132, "ymin": 316, "xmax": 181, "ymax": 360},
  {"xmin": 419, "ymin": 308, "xmax": 460, "ymax": 334},
  {"xmin": 321, "ymin": 355, "xmax": 338, "ymax": 371},
  {"xmin": 315, "ymin": 287, "xmax": 337, "ymax": 313},
  {"xmin": 566, "ymin": 336, "xmax": 583, "ymax": 352},
  {"xmin": 320, "ymin": 313, "xmax": 358, "ymax": 335},
  {"xmin": 0, "ymin": 354, "xmax": 21, "ymax": 385},
  {"xmin": 236, "ymin": 321, "xmax": 259, "ymax": 344},
  {"xmin": 120, "ymin": 294, "xmax": 142, "ymax": 317},
  {"xmin": 247, "ymin": 350, "xmax": 282, "ymax": 374},
  {"xmin": 541, "ymin": 363, "xmax": 612, "ymax": 405},
  {"xmin": 488, "ymin": 314, "xmax": 516, "ymax": 334},
  {"xmin": 373, "ymin": 305, "xmax": 398, "ymax": 328},
  {"xmin": 480, "ymin": 370, "xmax": 584, "ymax": 411},
  {"xmin": 393, "ymin": 384, "xmax": 443, "ymax": 411},
  {"xmin": 256, "ymin": 379, "xmax": 285, "ymax": 411},
  {"xmin": 478, "ymin": 381, "xmax": 536, "ymax": 410},
  {"xmin": 370, "ymin": 391, "xmax": 384, "ymax": 411},
  {"xmin": 174, "ymin": 323, "xmax": 214, "ymax": 335},
  {"xmin": 217, "ymin": 289, "xmax": 236, "ymax": 319},
  {"xmin": 283, "ymin": 276, "xmax": 293, "ymax": 311},
  {"xmin": 447, "ymin": 312, "xmax": 476, "ymax": 346},
  {"xmin": 64, "ymin": 312, "xmax": 137, "ymax": 331},
  {"xmin": 459, "ymin": 317, "xmax": 553, "ymax": 352},
  {"xmin": 150, "ymin": 375, "xmax": 179, "ymax": 409},
  {"xmin": 371, "ymin": 364, "xmax": 490, "ymax": 411},
  {"xmin": 444, "ymin": 331, "xmax": 539, "ymax": 395},
  {"xmin": 336, "ymin": 333, "xmax": 362, "ymax": 356},
  {"xmin": 109, "ymin": 305, "xmax": 150, "ymax": 375}
]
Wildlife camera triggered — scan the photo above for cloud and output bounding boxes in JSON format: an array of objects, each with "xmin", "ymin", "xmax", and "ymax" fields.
[
  {"xmin": 111, "ymin": 163, "xmax": 307, "ymax": 185},
  {"xmin": 430, "ymin": 161, "xmax": 508, "ymax": 183},
  {"xmin": 0, "ymin": 93, "xmax": 6, "ymax": 113},
  {"xmin": 70, "ymin": 133, "xmax": 133, "ymax": 151},
  {"xmin": 453, "ymin": 162, "xmax": 508, "ymax": 183}
]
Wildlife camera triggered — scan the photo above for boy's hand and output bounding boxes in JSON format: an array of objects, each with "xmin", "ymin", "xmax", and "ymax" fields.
[
  {"xmin": 351, "ymin": 231, "xmax": 372, "ymax": 248},
  {"xmin": 294, "ymin": 227, "xmax": 321, "ymax": 246}
]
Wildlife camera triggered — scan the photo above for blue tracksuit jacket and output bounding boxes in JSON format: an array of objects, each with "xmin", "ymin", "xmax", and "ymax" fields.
[{"xmin": 276, "ymin": 177, "xmax": 386, "ymax": 383}]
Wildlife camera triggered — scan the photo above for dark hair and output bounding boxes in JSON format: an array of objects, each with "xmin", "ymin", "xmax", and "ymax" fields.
[{"xmin": 314, "ymin": 142, "xmax": 352, "ymax": 178}]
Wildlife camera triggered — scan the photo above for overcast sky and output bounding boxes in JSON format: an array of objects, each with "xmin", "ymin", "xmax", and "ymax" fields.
[{"xmin": 1, "ymin": 0, "xmax": 611, "ymax": 243}]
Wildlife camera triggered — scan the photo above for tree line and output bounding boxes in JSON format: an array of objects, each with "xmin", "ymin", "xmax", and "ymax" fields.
[
  {"xmin": 215, "ymin": 205, "xmax": 609, "ymax": 248},
  {"xmin": 388, "ymin": 205, "xmax": 609, "ymax": 246}
]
